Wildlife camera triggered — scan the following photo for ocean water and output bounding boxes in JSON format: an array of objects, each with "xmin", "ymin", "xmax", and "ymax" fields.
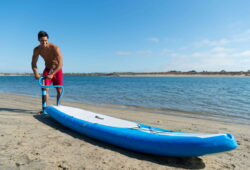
[{"xmin": 0, "ymin": 76, "xmax": 250, "ymax": 123}]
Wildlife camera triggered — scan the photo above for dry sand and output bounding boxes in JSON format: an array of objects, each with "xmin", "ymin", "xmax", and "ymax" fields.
[{"xmin": 0, "ymin": 93, "xmax": 249, "ymax": 170}]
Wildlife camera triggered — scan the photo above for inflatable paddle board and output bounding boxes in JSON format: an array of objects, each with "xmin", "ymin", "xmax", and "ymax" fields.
[{"xmin": 45, "ymin": 105, "xmax": 237, "ymax": 157}]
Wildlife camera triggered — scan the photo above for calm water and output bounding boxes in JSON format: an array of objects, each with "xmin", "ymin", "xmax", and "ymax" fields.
[{"xmin": 0, "ymin": 76, "xmax": 250, "ymax": 123}]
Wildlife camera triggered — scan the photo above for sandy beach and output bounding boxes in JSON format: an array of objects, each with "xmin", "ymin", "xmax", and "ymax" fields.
[{"xmin": 0, "ymin": 93, "xmax": 249, "ymax": 170}]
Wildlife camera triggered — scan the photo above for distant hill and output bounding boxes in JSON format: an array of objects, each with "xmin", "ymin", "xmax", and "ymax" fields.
[
  {"xmin": 103, "ymin": 71, "xmax": 250, "ymax": 77},
  {"xmin": 2, "ymin": 71, "xmax": 249, "ymax": 77}
]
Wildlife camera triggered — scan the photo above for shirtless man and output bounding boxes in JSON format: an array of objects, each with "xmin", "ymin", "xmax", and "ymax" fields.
[{"xmin": 31, "ymin": 31, "xmax": 63, "ymax": 105}]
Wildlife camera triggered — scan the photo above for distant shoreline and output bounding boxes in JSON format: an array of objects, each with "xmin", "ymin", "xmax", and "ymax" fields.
[{"xmin": 1, "ymin": 72, "xmax": 250, "ymax": 77}]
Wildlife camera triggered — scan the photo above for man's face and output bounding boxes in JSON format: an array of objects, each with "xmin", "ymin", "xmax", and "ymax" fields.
[{"xmin": 39, "ymin": 36, "xmax": 48, "ymax": 47}]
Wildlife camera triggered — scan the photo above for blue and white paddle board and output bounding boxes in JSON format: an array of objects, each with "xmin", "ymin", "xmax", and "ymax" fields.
[{"xmin": 45, "ymin": 105, "xmax": 237, "ymax": 157}]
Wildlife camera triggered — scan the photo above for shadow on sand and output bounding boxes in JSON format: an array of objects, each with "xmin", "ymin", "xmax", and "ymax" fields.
[
  {"xmin": 0, "ymin": 107, "xmax": 37, "ymax": 115},
  {"xmin": 33, "ymin": 114, "xmax": 206, "ymax": 169}
]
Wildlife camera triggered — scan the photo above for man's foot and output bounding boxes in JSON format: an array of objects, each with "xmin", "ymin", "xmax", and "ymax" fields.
[
  {"xmin": 37, "ymin": 111, "xmax": 48, "ymax": 115},
  {"xmin": 37, "ymin": 111, "xmax": 43, "ymax": 115}
]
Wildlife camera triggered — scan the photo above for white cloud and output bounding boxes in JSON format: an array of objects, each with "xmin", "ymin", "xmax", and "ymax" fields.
[
  {"xmin": 179, "ymin": 46, "xmax": 189, "ymax": 50},
  {"xmin": 160, "ymin": 30, "xmax": 250, "ymax": 71},
  {"xmin": 211, "ymin": 47, "xmax": 235, "ymax": 53},
  {"xmin": 212, "ymin": 52, "xmax": 228, "ymax": 58},
  {"xmin": 191, "ymin": 52, "xmax": 207, "ymax": 57},
  {"xmin": 193, "ymin": 38, "xmax": 231, "ymax": 48},
  {"xmin": 147, "ymin": 37, "xmax": 160, "ymax": 43},
  {"xmin": 232, "ymin": 29, "xmax": 250, "ymax": 42},
  {"xmin": 211, "ymin": 39, "xmax": 231, "ymax": 46},
  {"xmin": 192, "ymin": 29, "xmax": 250, "ymax": 48},
  {"xmin": 115, "ymin": 51, "xmax": 132, "ymax": 56},
  {"xmin": 163, "ymin": 48, "xmax": 250, "ymax": 71},
  {"xmin": 115, "ymin": 50, "xmax": 153, "ymax": 56},
  {"xmin": 235, "ymin": 50, "xmax": 250, "ymax": 57},
  {"xmin": 169, "ymin": 53, "xmax": 180, "ymax": 57},
  {"xmin": 136, "ymin": 50, "xmax": 152, "ymax": 56},
  {"xmin": 160, "ymin": 49, "xmax": 172, "ymax": 55}
]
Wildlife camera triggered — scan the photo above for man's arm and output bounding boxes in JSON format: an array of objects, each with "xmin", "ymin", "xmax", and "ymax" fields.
[
  {"xmin": 31, "ymin": 48, "xmax": 41, "ymax": 79},
  {"xmin": 47, "ymin": 46, "xmax": 63, "ymax": 78}
]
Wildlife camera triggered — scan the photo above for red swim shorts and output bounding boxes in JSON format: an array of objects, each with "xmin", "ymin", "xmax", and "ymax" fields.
[{"xmin": 43, "ymin": 68, "xmax": 63, "ymax": 88}]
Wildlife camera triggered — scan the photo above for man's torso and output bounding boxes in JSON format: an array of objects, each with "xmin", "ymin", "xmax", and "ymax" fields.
[{"xmin": 35, "ymin": 43, "xmax": 59, "ymax": 69}]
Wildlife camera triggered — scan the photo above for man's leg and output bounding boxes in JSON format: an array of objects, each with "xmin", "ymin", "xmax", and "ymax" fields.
[{"xmin": 54, "ymin": 69, "xmax": 63, "ymax": 105}]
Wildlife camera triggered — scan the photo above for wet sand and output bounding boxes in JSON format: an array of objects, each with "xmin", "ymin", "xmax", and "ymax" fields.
[{"xmin": 0, "ymin": 93, "xmax": 249, "ymax": 170}]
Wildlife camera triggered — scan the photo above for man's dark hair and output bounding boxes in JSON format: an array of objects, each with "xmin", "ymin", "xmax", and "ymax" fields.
[{"xmin": 38, "ymin": 31, "xmax": 49, "ymax": 40}]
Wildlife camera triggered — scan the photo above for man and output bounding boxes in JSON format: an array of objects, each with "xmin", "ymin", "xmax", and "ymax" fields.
[{"xmin": 31, "ymin": 31, "xmax": 63, "ymax": 106}]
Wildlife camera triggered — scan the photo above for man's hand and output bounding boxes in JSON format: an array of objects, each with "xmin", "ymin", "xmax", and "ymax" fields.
[
  {"xmin": 47, "ymin": 74, "xmax": 54, "ymax": 79},
  {"xmin": 34, "ymin": 74, "xmax": 41, "ymax": 79}
]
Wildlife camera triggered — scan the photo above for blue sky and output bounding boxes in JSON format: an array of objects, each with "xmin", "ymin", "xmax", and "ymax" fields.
[{"xmin": 0, "ymin": 0, "xmax": 250, "ymax": 73}]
